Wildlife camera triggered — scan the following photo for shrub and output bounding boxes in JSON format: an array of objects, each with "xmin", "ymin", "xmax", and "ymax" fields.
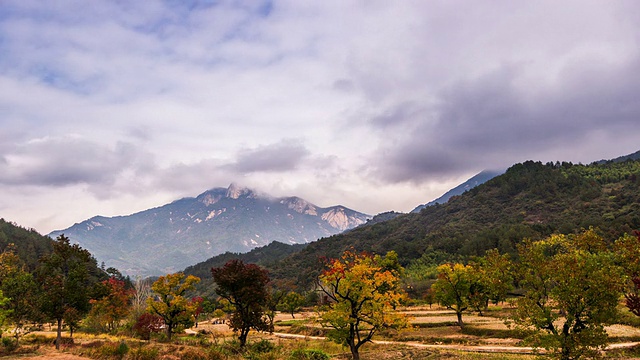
[
  {"xmin": 1, "ymin": 337, "xmax": 17, "ymax": 353},
  {"xmin": 289, "ymin": 349, "xmax": 330, "ymax": 360},
  {"xmin": 179, "ymin": 348, "xmax": 208, "ymax": 360},
  {"xmin": 127, "ymin": 346, "xmax": 159, "ymax": 360},
  {"xmin": 250, "ymin": 339, "xmax": 276, "ymax": 353},
  {"xmin": 95, "ymin": 341, "xmax": 129, "ymax": 359}
]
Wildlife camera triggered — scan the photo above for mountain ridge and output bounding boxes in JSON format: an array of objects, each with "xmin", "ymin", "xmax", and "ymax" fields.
[{"xmin": 50, "ymin": 184, "xmax": 370, "ymax": 276}]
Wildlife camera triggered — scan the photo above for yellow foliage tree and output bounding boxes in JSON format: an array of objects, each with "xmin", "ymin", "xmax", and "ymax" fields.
[
  {"xmin": 318, "ymin": 250, "xmax": 410, "ymax": 360},
  {"xmin": 146, "ymin": 272, "xmax": 200, "ymax": 340}
]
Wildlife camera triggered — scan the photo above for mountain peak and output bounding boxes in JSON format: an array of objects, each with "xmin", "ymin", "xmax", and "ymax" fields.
[{"xmin": 226, "ymin": 183, "xmax": 255, "ymax": 199}]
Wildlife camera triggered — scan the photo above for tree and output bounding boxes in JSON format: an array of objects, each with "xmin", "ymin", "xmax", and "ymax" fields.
[
  {"xmin": 146, "ymin": 272, "xmax": 200, "ymax": 340},
  {"xmin": 37, "ymin": 235, "xmax": 97, "ymax": 349},
  {"xmin": 511, "ymin": 230, "xmax": 624, "ymax": 360},
  {"xmin": 431, "ymin": 263, "xmax": 472, "ymax": 328},
  {"xmin": 87, "ymin": 277, "xmax": 131, "ymax": 333},
  {"xmin": 318, "ymin": 250, "xmax": 410, "ymax": 360},
  {"xmin": 131, "ymin": 275, "xmax": 151, "ymax": 319},
  {"xmin": 133, "ymin": 313, "xmax": 164, "ymax": 340},
  {"xmin": 615, "ymin": 231, "xmax": 640, "ymax": 317},
  {"xmin": 0, "ymin": 290, "xmax": 9, "ymax": 338},
  {"xmin": 0, "ymin": 246, "xmax": 40, "ymax": 346},
  {"xmin": 477, "ymin": 249, "xmax": 513, "ymax": 305},
  {"xmin": 280, "ymin": 292, "xmax": 305, "ymax": 318},
  {"xmin": 211, "ymin": 259, "xmax": 271, "ymax": 347}
]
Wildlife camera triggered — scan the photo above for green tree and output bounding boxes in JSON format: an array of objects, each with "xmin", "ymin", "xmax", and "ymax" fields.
[
  {"xmin": 0, "ymin": 246, "xmax": 40, "ymax": 346},
  {"xmin": 279, "ymin": 291, "xmax": 305, "ymax": 318},
  {"xmin": 146, "ymin": 272, "xmax": 200, "ymax": 340},
  {"xmin": 211, "ymin": 259, "xmax": 271, "ymax": 347},
  {"xmin": 0, "ymin": 290, "xmax": 9, "ymax": 338},
  {"xmin": 615, "ymin": 231, "xmax": 640, "ymax": 317},
  {"xmin": 511, "ymin": 230, "xmax": 624, "ymax": 360},
  {"xmin": 37, "ymin": 235, "xmax": 97, "ymax": 349},
  {"xmin": 479, "ymin": 249, "xmax": 513, "ymax": 305},
  {"xmin": 318, "ymin": 250, "xmax": 410, "ymax": 360},
  {"xmin": 431, "ymin": 263, "xmax": 472, "ymax": 328}
]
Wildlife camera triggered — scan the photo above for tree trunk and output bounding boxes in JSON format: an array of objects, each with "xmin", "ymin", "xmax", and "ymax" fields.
[
  {"xmin": 166, "ymin": 323, "xmax": 173, "ymax": 341},
  {"xmin": 349, "ymin": 342, "xmax": 360, "ymax": 360},
  {"xmin": 55, "ymin": 318, "xmax": 62, "ymax": 350},
  {"xmin": 239, "ymin": 327, "xmax": 249, "ymax": 347},
  {"xmin": 456, "ymin": 311, "xmax": 464, "ymax": 328}
]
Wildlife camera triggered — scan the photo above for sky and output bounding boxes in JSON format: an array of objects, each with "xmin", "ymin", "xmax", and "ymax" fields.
[{"xmin": 1, "ymin": 0, "xmax": 640, "ymax": 235}]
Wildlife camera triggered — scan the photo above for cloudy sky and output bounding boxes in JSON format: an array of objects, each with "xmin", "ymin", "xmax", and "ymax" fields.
[{"xmin": 1, "ymin": 0, "xmax": 639, "ymax": 234}]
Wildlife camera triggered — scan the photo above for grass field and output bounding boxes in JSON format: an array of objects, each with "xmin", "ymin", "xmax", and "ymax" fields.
[{"xmin": 3, "ymin": 304, "xmax": 640, "ymax": 359}]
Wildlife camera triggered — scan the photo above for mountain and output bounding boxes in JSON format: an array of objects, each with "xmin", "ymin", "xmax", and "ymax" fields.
[
  {"xmin": 259, "ymin": 157, "xmax": 640, "ymax": 287},
  {"xmin": 50, "ymin": 184, "xmax": 370, "ymax": 276},
  {"xmin": 411, "ymin": 170, "xmax": 504, "ymax": 213},
  {"xmin": 596, "ymin": 149, "xmax": 640, "ymax": 164}
]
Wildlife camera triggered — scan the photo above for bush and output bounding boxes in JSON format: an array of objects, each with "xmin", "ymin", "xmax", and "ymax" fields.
[
  {"xmin": 179, "ymin": 348, "xmax": 209, "ymax": 360},
  {"xmin": 250, "ymin": 339, "xmax": 276, "ymax": 353},
  {"xmin": 95, "ymin": 341, "xmax": 129, "ymax": 359},
  {"xmin": 289, "ymin": 349, "xmax": 330, "ymax": 360},
  {"xmin": 127, "ymin": 346, "xmax": 159, "ymax": 360},
  {"xmin": 1, "ymin": 337, "xmax": 17, "ymax": 353}
]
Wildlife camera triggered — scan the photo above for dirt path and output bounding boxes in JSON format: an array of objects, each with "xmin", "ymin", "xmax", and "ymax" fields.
[{"xmin": 273, "ymin": 332, "xmax": 640, "ymax": 355}]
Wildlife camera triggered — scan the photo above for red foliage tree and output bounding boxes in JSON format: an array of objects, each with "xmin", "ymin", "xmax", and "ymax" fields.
[
  {"xmin": 211, "ymin": 259, "xmax": 271, "ymax": 347},
  {"xmin": 133, "ymin": 313, "xmax": 164, "ymax": 340}
]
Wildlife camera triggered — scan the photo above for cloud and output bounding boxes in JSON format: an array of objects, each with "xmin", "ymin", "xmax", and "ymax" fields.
[
  {"xmin": 373, "ymin": 54, "xmax": 640, "ymax": 183},
  {"xmin": 227, "ymin": 139, "xmax": 311, "ymax": 173},
  {"xmin": 0, "ymin": 136, "xmax": 155, "ymax": 192}
]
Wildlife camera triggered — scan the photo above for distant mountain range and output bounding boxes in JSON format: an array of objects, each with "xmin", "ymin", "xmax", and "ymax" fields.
[{"xmin": 50, "ymin": 184, "xmax": 370, "ymax": 276}]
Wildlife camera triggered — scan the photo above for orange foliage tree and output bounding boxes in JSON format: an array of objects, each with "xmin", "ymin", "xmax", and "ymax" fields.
[{"xmin": 318, "ymin": 250, "xmax": 410, "ymax": 360}]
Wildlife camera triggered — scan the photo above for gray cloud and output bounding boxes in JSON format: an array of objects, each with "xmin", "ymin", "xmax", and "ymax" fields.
[
  {"xmin": 0, "ymin": 136, "xmax": 155, "ymax": 190},
  {"xmin": 374, "ymin": 55, "xmax": 640, "ymax": 183},
  {"xmin": 228, "ymin": 139, "xmax": 311, "ymax": 173}
]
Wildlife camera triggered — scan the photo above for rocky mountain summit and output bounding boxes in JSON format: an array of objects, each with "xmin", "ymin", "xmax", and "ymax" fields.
[{"xmin": 50, "ymin": 184, "xmax": 369, "ymax": 276}]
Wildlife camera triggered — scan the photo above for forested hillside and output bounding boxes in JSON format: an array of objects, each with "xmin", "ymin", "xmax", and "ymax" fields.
[
  {"xmin": 184, "ymin": 241, "xmax": 306, "ymax": 295},
  {"xmin": 0, "ymin": 218, "xmax": 54, "ymax": 271},
  {"xmin": 265, "ymin": 159, "xmax": 640, "ymax": 286}
]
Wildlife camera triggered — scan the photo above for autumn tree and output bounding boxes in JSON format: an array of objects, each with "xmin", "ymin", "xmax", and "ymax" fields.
[
  {"xmin": 318, "ymin": 250, "xmax": 410, "ymax": 360},
  {"xmin": 87, "ymin": 277, "xmax": 131, "ymax": 333},
  {"xmin": 431, "ymin": 263, "xmax": 472, "ymax": 328},
  {"xmin": 146, "ymin": 272, "xmax": 200, "ymax": 340},
  {"xmin": 511, "ymin": 230, "xmax": 624, "ymax": 360},
  {"xmin": 211, "ymin": 259, "xmax": 271, "ymax": 347},
  {"xmin": 37, "ymin": 235, "xmax": 97, "ymax": 349}
]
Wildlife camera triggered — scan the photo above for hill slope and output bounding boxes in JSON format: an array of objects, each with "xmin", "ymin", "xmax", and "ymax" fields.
[
  {"xmin": 0, "ymin": 218, "xmax": 54, "ymax": 271},
  {"xmin": 411, "ymin": 170, "xmax": 504, "ymax": 213},
  {"xmin": 263, "ymin": 159, "xmax": 640, "ymax": 286},
  {"xmin": 51, "ymin": 184, "xmax": 370, "ymax": 276}
]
